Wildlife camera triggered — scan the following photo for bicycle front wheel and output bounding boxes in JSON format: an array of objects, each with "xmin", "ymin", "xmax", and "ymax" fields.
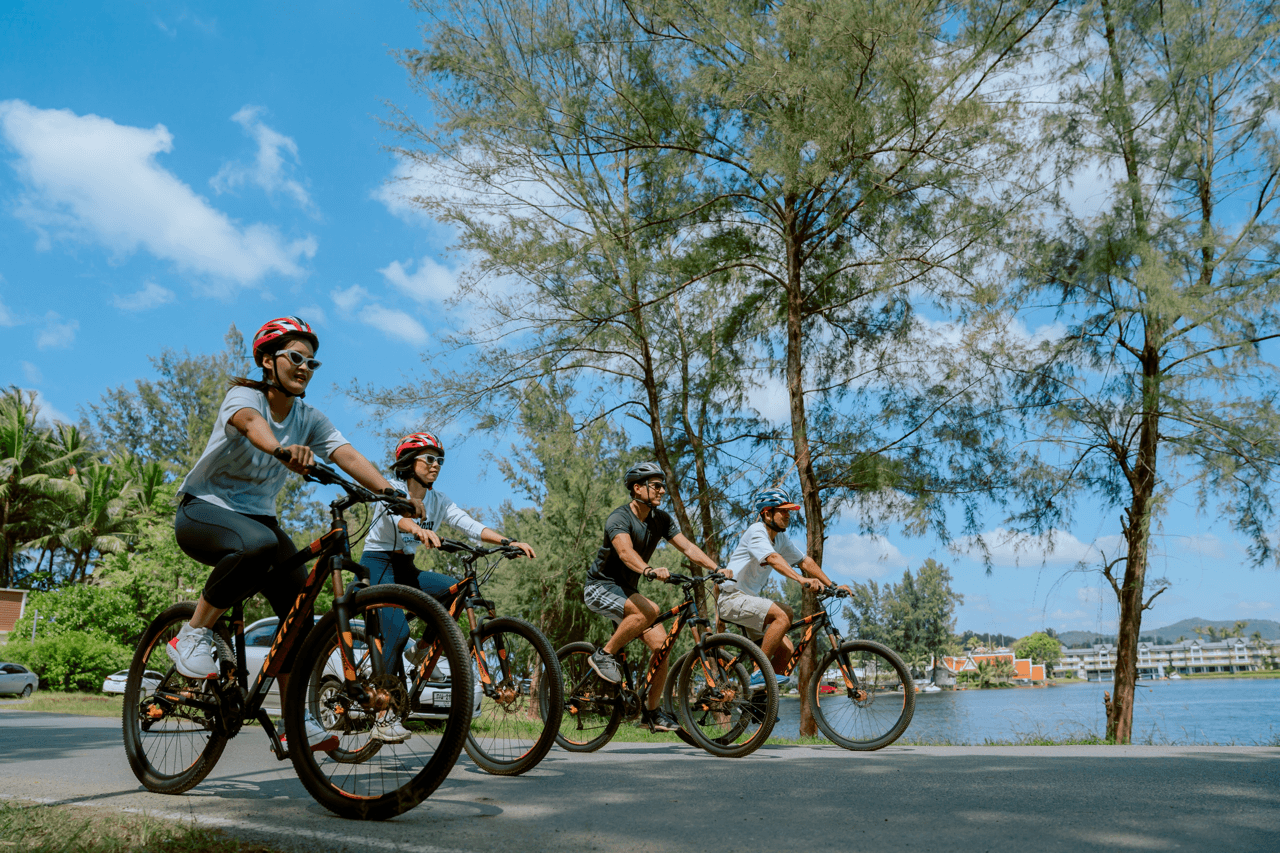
[
  {"xmin": 464, "ymin": 617, "xmax": 563, "ymax": 775},
  {"xmin": 674, "ymin": 633, "xmax": 777, "ymax": 758},
  {"xmin": 306, "ymin": 628, "xmax": 383, "ymax": 765},
  {"xmin": 811, "ymin": 640, "xmax": 914, "ymax": 750},
  {"xmin": 122, "ymin": 602, "xmax": 231, "ymax": 794},
  {"xmin": 553, "ymin": 642, "xmax": 622, "ymax": 752},
  {"xmin": 286, "ymin": 585, "xmax": 472, "ymax": 820}
]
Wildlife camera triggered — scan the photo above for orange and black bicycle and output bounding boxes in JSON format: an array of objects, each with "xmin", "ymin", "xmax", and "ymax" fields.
[
  {"xmin": 728, "ymin": 585, "xmax": 915, "ymax": 750},
  {"xmin": 556, "ymin": 571, "xmax": 779, "ymax": 758},
  {"xmin": 121, "ymin": 463, "xmax": 473, "ymax": 820}
]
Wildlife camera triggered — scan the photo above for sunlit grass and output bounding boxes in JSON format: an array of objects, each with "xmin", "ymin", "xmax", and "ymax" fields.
[
  {"xmin": 0, "ymin": 801, "xmax": 282, "ymax": 852},
  {"xmin": 0, "ymin": 691, "xmax": 122, "ymax": 718}
]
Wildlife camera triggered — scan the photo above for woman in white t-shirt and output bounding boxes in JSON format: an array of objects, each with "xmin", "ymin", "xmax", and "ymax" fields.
[
  {"xmin": 170, "ymin": 316, "xmax": 417, "ymax": 751},
  {"xmin": 360, "ymin": 432, "xmax": 534, "ymax": 739}
]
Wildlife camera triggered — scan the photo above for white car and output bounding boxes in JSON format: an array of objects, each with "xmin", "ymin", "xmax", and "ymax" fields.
[
  {"xmin": 102, "ymin": 669, "xmax": 163, "ymax": 695},
  {"xmin": 240, "ymin": 616, "xmax": 480, "ymax": 719}
]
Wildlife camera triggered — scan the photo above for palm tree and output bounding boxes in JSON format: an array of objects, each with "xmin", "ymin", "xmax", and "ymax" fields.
[{"xmin": 0, "ymin": 388, "xmax": 82, "ymax": 587}]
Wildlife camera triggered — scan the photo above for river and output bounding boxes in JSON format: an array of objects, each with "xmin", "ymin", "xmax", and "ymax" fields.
[{"xmin": 771, "ymin": 677, "xmax": 1280, "ymax": 745}]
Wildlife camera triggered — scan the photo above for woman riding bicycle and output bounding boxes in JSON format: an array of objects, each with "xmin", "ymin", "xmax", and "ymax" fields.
[
  {"xmin": 169, "ymin": 315, "xmax": 420, "ymax": 751},
  {"xmin": 359, "ymin": 431, "xmax": 535, "ymax": 742}
]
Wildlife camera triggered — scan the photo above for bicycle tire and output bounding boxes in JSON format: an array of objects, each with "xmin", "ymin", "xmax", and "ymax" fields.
[
  {"xmin": 674, "ymin": 633, "xmax": 778, "ymax": 758},
  {"xmin": 811, "ymin": 639, "xmax": 915, "ymax": 750},
  {"xmin": 464, "ymin": 617, "xmax": 563, "ymax": 775},
  {"xmin": 306, "ymin": 628, "xmax": 383, "ymax": 765},
  {"xmin": 286, "ymin": 585, "xmax": 472, "ymax": 820},
  {"xmin": 662, "ymin": 652, "xmax": 701, "ymax": 748},
  {"xmin": 553, "ymin": 642, "xmax": 622, "ymax": 752},
  {"xmin": 122, "ymin": 602, "xmax": 232, "ymax": 794}
]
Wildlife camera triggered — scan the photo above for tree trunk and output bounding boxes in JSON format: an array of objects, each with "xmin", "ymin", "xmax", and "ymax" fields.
[{"xmin": 781, "ymin": 199, "xmax": 824, "ymax": 736}]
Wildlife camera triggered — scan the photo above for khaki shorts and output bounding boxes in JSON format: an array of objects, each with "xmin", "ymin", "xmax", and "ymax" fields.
[{"xmin": 717, "ymin": 590, "xmax": 773, "ymax": 641}]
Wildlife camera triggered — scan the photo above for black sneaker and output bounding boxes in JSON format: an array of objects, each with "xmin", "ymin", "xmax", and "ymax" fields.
[
  {"xmin": 642, "ymin": 708, "xmax": 680, "ymax": 733},
  {"xmin": 588, "ymin": 648, "xmax": 623, "ymax": 684}
]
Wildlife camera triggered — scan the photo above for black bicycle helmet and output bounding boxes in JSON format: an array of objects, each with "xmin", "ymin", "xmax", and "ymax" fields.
[{"xmin": 624, "ymin": 461, "xmax": 665, "ymax": 490}]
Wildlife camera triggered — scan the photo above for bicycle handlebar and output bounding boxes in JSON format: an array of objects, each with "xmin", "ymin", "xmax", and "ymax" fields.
[
  {"xmin": 437, "ymin": 537, "xmax": 526, "ymax": 560},
  {"xmin": 653, "ymin": 570, "xmax": 729, "ymax": 586},
  {"xmin": 302, "ymin": 462, "xmax": 417, "ymax": 515}
]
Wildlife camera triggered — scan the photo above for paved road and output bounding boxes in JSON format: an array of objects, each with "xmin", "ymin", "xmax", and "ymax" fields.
[{"xmin": 1, "ymin": 710, "xmax": 1276, "ymax": 852}]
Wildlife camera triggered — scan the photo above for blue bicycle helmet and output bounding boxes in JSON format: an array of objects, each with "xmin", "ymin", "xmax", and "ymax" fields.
[{"xmin": 753, "ymin": 488, "xmax": 801, "ymax": 514}]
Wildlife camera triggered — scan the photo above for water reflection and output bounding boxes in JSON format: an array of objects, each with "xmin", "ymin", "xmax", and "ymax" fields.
[{"xmin": 772, "ymin": 678, "xmax": 1280, "ymax": 744}]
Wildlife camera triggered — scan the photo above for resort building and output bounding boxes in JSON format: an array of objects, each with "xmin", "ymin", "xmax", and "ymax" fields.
[
  {"xmin": 935, "ymin": 649, "xmax": 1047, "ymax": 684},
  {"xmin": 1055, "ymin": 638, "xmax": 1279, "ymax": 680}
]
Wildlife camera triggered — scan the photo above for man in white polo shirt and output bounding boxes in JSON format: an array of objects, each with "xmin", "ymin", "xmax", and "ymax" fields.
[{"xmin": 719, "ymin": 488, "xmax": 851, "ymax": 675}]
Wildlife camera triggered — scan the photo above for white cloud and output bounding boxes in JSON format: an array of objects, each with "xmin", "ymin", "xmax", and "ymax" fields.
[
  {"xmin": 295, "ymin": 304, "xmax": 328, "ymax": 327},
  {"xmin": 211, "ymin": 106, "xmax": 314, "ymax": 211},
  {"xmin": 822, "ymin": 532, "xmax": 911, "ymax": 581},
  {"xmin": 951, "ymin": 527, "xmax": 1123, "ymax": 568},
  {"xmin": 371, "ymin": 157, "xmax": 435, "ymax": 224},
  {"xmin": 0, "ymin": 296, "xmax": 15, "ymax": 326},
  {"xmin": 21, "ymin": 361, "xmax": 41, "ymax": 383},
  {"xmin": 745, "ymin": 373, "xmax": 790, "ymax": 424},
  {"xmin": 329, "ymin": 285, "xmax": 428, "ymax": 346},
  {"xmin": 0, "ymin": 100, "xmax": 316, "ymax": 293},
  {"xmin": 379, "ymin": 256, "xmax": 459, "ymax": 304},
  {"xmin": 360, "ymin": 304, "xmax": 428, "ymax": 346},
  {"xmin": 35, "ymin": 312, "xmax": 78, "ymax": 349},
  {"xmin": 331, "ymin": 284, "xmax": 369, "ymax": 313},
  {"xmin": 113, "ymin": 281, "xmax": 175, "ymax": 312}
]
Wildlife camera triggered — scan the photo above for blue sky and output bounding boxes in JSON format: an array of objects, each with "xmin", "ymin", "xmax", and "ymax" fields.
[{"xmin": 1, "ymin": 1, "xmax": 1274, "ymax": 640}]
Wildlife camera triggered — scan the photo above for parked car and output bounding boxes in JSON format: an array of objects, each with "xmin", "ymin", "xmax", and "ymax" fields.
[
  {"xmin": 0, "ymin": 662, "xmax": 39, "ymax": 698},
  {"xmin": 102, "ymin": 669, "xmax": 163, "ymax": 695},
  {"xmin": 241, "ymin": 617, "xmax": 481, "ymax": 719}
]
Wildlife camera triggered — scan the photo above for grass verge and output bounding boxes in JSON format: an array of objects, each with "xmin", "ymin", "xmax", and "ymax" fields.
[
  {"xmin": 0, "ymin": 801, "xmax": 283, "ymax": 853},
  {"xmin": 0, "ymin": 692, "xmax": 122, "ymax": 718},
  {"xmin": 1181, "ymin": 670, "xmax": 1280, "ymax": 680}
]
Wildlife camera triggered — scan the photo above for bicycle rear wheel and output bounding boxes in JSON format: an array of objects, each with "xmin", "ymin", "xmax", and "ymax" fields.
[
  {"xmin": 464, "ymin": 617, "xmax": 563, "ymax": 775},
  {"xmin": 674, "ymin": 633, "xmax": 777, "ymax": 758},
  {"xmin": 811, "ymin": 640, "xmax": 914, "ymax": 750},
  {"xmin": 122, "ymin": 602, "xmax": 232, "ymax": 794},
  {"xmin": 286, "ymin": 585, "xmax": 472, "ymax": 820},
  {"xmin": 553, "ymin": 642, "xmax": 622, "ymax": 752}
]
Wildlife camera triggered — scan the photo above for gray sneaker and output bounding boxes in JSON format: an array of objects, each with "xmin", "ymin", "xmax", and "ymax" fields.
[
  {"xmin": 642, "ymin": 708, "xmax": 680, "ymax": 733},
  {"xmin": 588, "ymin": 648, "xmax": 623, "ymax": 684},
  {"xmin": 166, "ymin": 624, "xmax": 218, "ymax": 679}
]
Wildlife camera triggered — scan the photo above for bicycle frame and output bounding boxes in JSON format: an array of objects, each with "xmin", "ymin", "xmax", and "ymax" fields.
[{"xmin": 149, "ymin": 473, "xmax": 400, "ymax": 757}]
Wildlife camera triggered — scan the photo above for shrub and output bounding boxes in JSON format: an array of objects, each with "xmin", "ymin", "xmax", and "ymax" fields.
[{"xmin": 1, "ymin": 633, "xmax": 132, "ymax": 691}]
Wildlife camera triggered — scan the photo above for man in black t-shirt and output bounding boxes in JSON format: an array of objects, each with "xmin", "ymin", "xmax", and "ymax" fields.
[{"xmin": 583, "ymin": 461, "xmax": 725, "ymax": 732}]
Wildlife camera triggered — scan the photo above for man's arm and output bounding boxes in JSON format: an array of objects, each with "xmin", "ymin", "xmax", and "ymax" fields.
[
  {"xmin": 611, "ymin": 533, "xmax": 670, "ymax": 581},
  {"xmin": 763, "ymin": 552, "xmax": 825, "ymax": 591},
  {"xmin": 668, "ymin": 532, "xmax": 728, "ymax": 577},
  {"xmin": 794, "ymin": 556, "xmax": 852, "ymax": 595}
]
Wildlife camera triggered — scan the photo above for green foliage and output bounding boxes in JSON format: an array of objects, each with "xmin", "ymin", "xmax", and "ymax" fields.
[
  {"xmin": 0, "ymin": 387, "xmax": 86, "ymax": 587},
  {"xmin": 12, "ymin": 582, "xmax": 146, "ymax": 647},
  {"xmin": 484, "ymin": 381, "xmax": 641, "ymax": 651},
  {"xmin": 845, "ymin": 559, "xmax": 963, "ymax": 664},
  {"xmin": 1, "ymin": 632, "xmax": 132, "ymax": 691},
  {"xmin": 1013, "ymin": 632, "xmax": 1062, "ymax": 671}
]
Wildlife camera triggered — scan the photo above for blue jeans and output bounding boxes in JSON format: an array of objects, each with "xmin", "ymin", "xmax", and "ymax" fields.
[{"xmin": 361, "ymin": 550, "xmax": 456, "ymax": 671}]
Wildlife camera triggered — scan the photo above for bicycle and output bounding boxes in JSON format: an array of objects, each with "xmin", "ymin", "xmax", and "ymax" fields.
[
  {"xmin": 728, "ymin": 585, "xmax": 915, "ymax": 750},
  {"xmin": 556, "ymin": 571, "xmax": 778, "ymax": 758},
  {"xmin": 122, "ymin": 463, "xmax": 474, "ymax": 821},
  {"xmin": 413, "ymin": 537, "xmax": 565, "ymax": 776}
]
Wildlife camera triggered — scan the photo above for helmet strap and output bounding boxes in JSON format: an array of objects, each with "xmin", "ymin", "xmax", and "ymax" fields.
[{"xmin": 264, "ymin": 354, "xmax": 305, "ymax": 399}]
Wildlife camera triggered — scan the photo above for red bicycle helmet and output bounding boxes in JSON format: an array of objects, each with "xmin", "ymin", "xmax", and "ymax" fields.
[
  {"xmin": 253, "ymin": 316, "xmax": 318, "ymax": 364},
  {"xmin": 396, "ymin": 432, "xmax": 445, "ymax": 460}
]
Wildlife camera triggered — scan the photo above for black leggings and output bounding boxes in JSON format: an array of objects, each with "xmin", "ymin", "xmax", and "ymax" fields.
[{"xmin": 174, "ymin": 497, "xmax": 310, "ymax": 672}]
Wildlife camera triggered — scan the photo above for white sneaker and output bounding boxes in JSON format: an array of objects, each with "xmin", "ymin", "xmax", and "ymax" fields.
[
  {"xmin": 372, "ymin": 717, "xmax": 411, "ymax": 744},
  {"xmin": 165, "ymin": 623, "xmax": 218, "ymax": 679},
  {"xmin": 281, "ymin": 712, "xmax": 339, "ymax": 753}
]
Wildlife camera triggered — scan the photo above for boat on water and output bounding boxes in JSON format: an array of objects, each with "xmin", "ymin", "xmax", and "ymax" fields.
[{"xmin": 920, "ymin": 682, "xmax": 943, "ymax": 693}]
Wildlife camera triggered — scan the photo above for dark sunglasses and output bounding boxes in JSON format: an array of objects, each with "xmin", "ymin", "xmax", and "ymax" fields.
[{"xmin": 276, "ymin": 349, "xmax": 322, "ymax": 370}]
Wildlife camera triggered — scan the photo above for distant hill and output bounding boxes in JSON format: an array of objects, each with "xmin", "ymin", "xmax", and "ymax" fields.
[{"xmin": 1052, "ymin": 619, "xmax": 1280, "ymax": 648}]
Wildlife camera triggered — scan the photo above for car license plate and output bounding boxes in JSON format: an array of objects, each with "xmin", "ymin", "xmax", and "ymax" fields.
[{"xmin": 432, "ymin": 691, "xmax": 451, "ymax": 707}]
